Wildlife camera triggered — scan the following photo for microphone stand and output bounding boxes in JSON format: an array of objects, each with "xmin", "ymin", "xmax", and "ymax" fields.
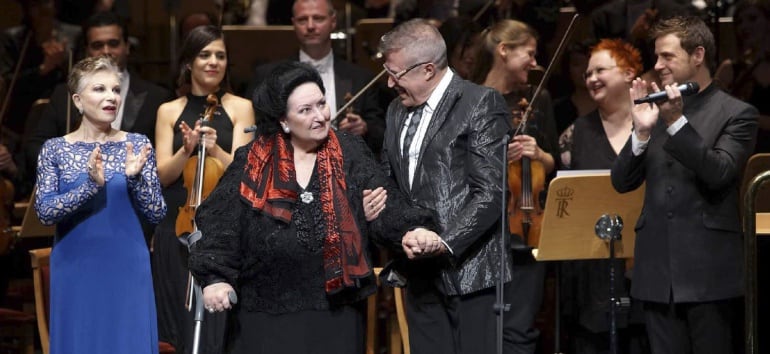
[{"xmin": 494, "ymin": 134, "xmax": 511, "ymax": 354}]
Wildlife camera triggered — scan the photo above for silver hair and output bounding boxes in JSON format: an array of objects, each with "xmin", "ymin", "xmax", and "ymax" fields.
[
  {"xmin": 379, "ymin": 19, "xmax": 448, "ymax": 69},
  {"xmin": 67, "ymin": 56, "xmax": 122, "ymax": 94}
]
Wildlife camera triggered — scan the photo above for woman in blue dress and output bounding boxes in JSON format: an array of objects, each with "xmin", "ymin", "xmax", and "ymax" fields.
[{"xmin": 34, "ymin": 56, "xmax": 167, "ymax": 354}]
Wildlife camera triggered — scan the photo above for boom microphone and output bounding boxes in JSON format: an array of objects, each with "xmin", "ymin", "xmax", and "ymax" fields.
[{"xmin": 633, "ymin": 82, "xmax": 700, "ymax": 104}]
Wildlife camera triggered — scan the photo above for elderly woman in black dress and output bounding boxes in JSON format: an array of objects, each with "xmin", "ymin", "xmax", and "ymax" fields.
[{"xmin": 188, "ymin": 61, "xmax": 436, "ymax": 354}]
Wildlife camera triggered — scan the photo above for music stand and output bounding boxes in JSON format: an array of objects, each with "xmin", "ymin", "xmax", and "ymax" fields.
[
  {"xmin": 535, "ymin": 170, "xmax": 644, "ymax": 354},
  {"xmin": 534, "ymin": 170, "xmax": 643, "ymax": 261},
  {"xmin": 13, "ymin": 190, "xmax": 54, "ymax": 239}
]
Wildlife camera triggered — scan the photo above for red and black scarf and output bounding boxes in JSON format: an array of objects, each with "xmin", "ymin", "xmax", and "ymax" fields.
[{"xmin": 240, "ymin": 131, "xmax": 371, "ymax": 294}]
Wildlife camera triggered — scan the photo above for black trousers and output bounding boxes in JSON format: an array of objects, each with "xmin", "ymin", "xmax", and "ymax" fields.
[
  {"xmin": 642, "ymin": 298, "xmax": 738, "ymax": 354},
  {"xmin": 406, "ymin": 277, "xmax": 506, "ymax": 354},
  {"xmin": 503, "ymin": 250, "xmax": 546, "ymax": 354},
  {"xmin": 405, "ymin": 252, "xmax": 544, "ymax": 354}
]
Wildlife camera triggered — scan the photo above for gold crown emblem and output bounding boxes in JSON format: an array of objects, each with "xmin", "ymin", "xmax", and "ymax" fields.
[{"xmin": 556, "ymin": 186, "xmax": 574, "ymax": 198}]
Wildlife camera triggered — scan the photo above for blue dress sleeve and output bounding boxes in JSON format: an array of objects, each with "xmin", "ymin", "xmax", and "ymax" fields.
[
  {"xmin": 33, "ymin": 139, "xmax": 101, "ymax": 225},
  {"xmin": 126, "ymin": 134, "xmax": 167, "ymax": 224}
]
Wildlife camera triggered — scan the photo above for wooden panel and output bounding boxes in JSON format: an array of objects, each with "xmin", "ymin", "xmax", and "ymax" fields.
[
  {"xmin": 536, "ymin": 171, "xmax": 644, "ymax": 261},
  {"xmin": 221, "ymin": 25, "xmax": 298, "ymax": 91}
]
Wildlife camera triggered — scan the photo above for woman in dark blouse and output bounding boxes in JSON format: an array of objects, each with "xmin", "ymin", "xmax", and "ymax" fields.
[
  {"xmin": 558, "ymin": 38, "xmax": 649, "ymax": 354},
  {"xmin": 189, "ymin": 61, "xmax": 435, "ymax": 354}
]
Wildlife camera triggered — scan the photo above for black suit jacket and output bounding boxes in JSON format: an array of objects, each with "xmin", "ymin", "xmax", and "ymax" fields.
[
  {"xmin": 25, "ymin": 75, "xmax": 172, "ymax": 171},
  {"xmin": 247, "ymin": 56, "xmax": 386, "ymax": 155},
  {"xmin": 611, "ymin": 83, "xmax": 758, "ymax": 303},
  {"xmin": 381, "ymin": 72, "xmax": 513, "ymax": 296}
]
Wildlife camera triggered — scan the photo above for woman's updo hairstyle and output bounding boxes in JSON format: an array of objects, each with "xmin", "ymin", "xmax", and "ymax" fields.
[{"xmin": 251, "ymin": 61, "xmax": 325, "ymax": 137}]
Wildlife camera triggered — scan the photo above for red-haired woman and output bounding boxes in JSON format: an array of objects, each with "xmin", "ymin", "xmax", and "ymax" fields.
[{"xmin": 558, "ymin": 38, "xmax": 648, "ymax": 353}]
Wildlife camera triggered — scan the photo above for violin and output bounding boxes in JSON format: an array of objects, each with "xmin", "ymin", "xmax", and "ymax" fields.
[
  {"xmin": 507, "ymin": 96, "xmax": 545, "ymax": 248},
  {"xmin": 507, "ymin": 13, "xmax": 580, "ymax": 249},
  {"xmin": 175, "ymin": 94, "xmax": 225, "ymax": 238}
]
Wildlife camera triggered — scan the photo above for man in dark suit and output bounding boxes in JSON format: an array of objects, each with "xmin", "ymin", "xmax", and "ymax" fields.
[
  {"xmin": 24, "ymin": 11, "xmax": 172, "ymax": 176},
  {"xmin": 378, "ymin": 19, "xmax": 512, "ymax": 354},
  {"xmin": 247, "ymin": 0, "xmax": 386, "ymax": 155},
  {"xmin": 611, "ymin": 16, "xmax": 758, "ymax": 354}
]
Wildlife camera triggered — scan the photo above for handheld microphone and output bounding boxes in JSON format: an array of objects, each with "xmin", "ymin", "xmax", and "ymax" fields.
[{"xmin": 633, "ymin": 82, "xmax": 700, "ymax": 104}]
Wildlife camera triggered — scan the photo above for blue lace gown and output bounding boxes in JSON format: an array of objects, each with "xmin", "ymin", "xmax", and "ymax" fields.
[{"xmin": 34, "ymin": 133, "xmax": 167, "ymax": 354}]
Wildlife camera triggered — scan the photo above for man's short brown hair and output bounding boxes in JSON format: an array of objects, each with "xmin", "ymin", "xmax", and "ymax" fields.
[{"xmin": 649, "ymin": 16, "xmax": 716, "ymax": 73}]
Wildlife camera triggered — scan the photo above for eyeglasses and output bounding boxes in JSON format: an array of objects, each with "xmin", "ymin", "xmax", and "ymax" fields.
[
  {"xmin": 383, "ymin": 61, "xmax": 430, "ymax": 80},
  {"xmin": 88, "ymin": 39, "xmax": 123, "ymax": 51},
  {"xmin": 583, "ymin": 65, "xmax": 617, "ymax": 81}
]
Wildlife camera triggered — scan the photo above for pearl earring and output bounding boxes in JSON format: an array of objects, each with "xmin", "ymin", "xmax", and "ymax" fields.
[{"xmin": 282, "ymin": 124, "xmax": 290, "ymax": 134}]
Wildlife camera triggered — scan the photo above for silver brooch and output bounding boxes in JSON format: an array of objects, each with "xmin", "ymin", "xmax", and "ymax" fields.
[{"xmin": 300, "ymin": 191, "xmax": 314, "ymax": 204}]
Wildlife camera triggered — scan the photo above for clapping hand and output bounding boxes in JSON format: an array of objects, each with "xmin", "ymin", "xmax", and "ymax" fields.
[
  {"xmin": 629, "ymin": 78, "xmax": 659, "ymax": 140},
  {"xmin": 87, "ymin": 146, "xmax": 105, "ymax": 186},
  {"xmin": 180, "ymin": 121, "xmax": 200, "ymax": 155},
  {"xmin": 125, "ymin": 142, "xmax": 150, "ymax": 177}
]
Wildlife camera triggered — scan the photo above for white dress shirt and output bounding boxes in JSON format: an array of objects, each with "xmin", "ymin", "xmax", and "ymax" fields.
[
  {"xmin": 400, "ymin": 69, "xmax": 454, "ymax": 188},
  {"xmin": 299, "ymin": 50, "xmax": 337, "ymax": 118}
]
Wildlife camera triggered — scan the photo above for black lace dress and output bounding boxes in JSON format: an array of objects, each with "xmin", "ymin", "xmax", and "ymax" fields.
[
  {"xmin": 151, "ymin": 90, "xmax": 234, "ymax": 354},
  {"xmin": 189, "ymin": 133, "xmax": 435, "ymax": 354}
]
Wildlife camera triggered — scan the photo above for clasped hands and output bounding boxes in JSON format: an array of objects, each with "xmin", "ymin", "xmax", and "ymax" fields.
[
  {"xmin": 362, "ymin": 187, "xmax": 445, "ymax": 259},
  {"xmin": 402, "ymin": 227, "xmax": 446, "ymax": 259},
  {"xmin": 87, "ymin": 142, "xmax": 151, "ymax": 186}
]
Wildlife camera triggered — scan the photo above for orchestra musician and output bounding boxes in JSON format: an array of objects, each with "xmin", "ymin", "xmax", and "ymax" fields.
[
  {"xmin": 471, "ymin": 19, "xmax": 558, "ymax": 354},
  {"xmin": 151, "ymin": 25, "xmax": 255, "ymax": 354},
  {"xmin": 247, "ymin": 0, "xmax": 387, "ymax": 156},
  {"xmin": 611, "ymin": 16, "xmax": 758, "ymax": 354},
  {"xmin": 558, "ymin": 38, "xmax": 648, "ymax": 353},
  {"xmin": 715, "ymin": 0, "xmax": 770, "ymax": 154}
]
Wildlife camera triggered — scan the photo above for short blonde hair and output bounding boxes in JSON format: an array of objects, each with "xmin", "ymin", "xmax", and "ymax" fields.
[{"xmin": 67, "ymin": 56, "xmax": 121, "ymax": 94}]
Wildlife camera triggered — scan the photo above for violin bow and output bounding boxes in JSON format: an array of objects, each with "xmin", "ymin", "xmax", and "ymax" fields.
[
  {"xmin": 331, "ymin": 68, "xmax": 387, "ymax": 126},
  {"xmin": 515, "ymin": 13, "xmax": 580, "ymax": 136},
  {"xmin": 0, "ymin": 32, "xmax": 32, "ymax": 137}
]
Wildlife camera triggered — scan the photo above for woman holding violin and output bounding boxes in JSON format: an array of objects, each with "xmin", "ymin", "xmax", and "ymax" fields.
[
  {"xmin": 471, "ymin": 19, "xmax": 559, "ymax": 354},
  {"xmin": 151, "ymin": 25, "xmax": 255, "ymax": 354}
]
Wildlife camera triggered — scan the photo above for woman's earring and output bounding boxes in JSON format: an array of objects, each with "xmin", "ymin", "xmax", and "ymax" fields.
[
  {"xmin": 282, "ymin": 124, "xmax": 290, "ymax": 134},
  {"xmin": 78, "ymin": 107, "xmax": 83, "ymax": 115}
]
